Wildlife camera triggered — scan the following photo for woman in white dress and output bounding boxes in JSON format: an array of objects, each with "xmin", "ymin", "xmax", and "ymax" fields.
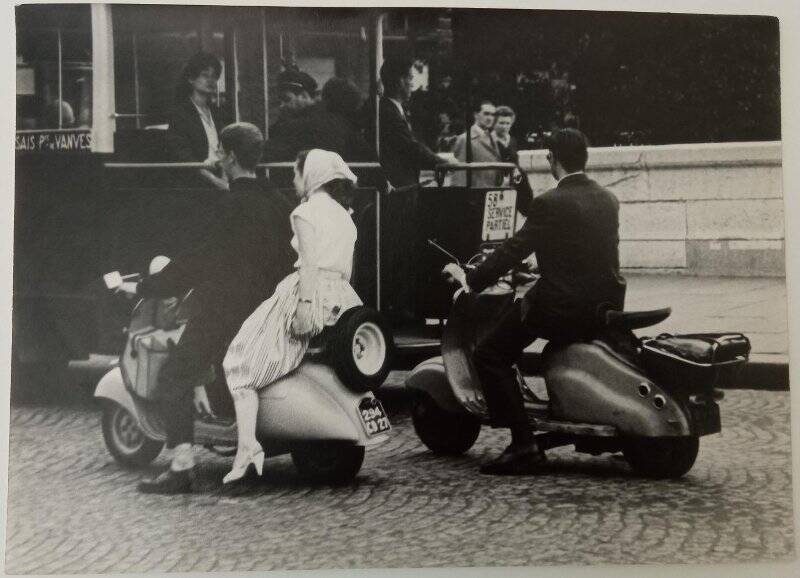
[{"xmin": 222, "ymin": 149, "xmax": 363, "ymax": 483}]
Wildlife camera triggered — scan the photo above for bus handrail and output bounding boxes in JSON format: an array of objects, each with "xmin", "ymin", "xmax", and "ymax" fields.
[
  {"xmin": 103, "ymin": 161, "xmax": 518, "ymax": 171},
  {"xmin": 104, "ymin": 161, "xmax": 384, "ymax": 169}
]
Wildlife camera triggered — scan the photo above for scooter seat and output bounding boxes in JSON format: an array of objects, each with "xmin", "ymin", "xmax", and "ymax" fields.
[{"xmin": 605, "ymin": 307, "xmax": 671, "ymax": 330}]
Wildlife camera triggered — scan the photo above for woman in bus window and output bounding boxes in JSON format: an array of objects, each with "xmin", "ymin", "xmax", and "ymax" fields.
[
  {"xmin": 167, "ymin": 52, "xmax": 228, "ymax": 190},
  {"xmin": 221, "ymin": 149, "xmax": 363, "ymax": 484}
]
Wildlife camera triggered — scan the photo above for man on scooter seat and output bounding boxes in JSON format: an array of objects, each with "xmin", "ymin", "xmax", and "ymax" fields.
[
  {"xmin": 127, "ymin": 123, "xmax": 295, "ymax": 494},
  {"xmin": 444, "ymin": 128, "xmax": 626, "ymax": 475}
]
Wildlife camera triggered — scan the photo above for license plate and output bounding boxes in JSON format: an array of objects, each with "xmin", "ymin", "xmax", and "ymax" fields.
[
  {"xmin": 482, "ymin": 189, "xmax": 517, "ymax": 241},
  {"xmin": 358, "ymin": 398, "xmax": 391, "ymax": 436}
]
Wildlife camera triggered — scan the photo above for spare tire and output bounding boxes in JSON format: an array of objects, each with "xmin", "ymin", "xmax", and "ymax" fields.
[{"xmin": 328, "ymin": 306, "xmax": 393, "ymax": 392}]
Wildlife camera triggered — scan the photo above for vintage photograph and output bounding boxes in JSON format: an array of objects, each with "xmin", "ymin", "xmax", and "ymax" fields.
[{"xmin": 3, "ymin": 0, "xmax": 795, "ymax": 574}]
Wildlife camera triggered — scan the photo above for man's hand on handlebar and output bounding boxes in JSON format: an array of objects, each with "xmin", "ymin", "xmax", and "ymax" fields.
[{"xmin": 442, "ymin": 263, "xmax": 470, "ymax": 293}]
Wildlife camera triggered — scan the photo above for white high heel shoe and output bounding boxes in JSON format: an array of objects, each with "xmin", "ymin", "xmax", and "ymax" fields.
[{"xmin": 223, "ymin": 445, "xmax": 265, "ymax": 484}]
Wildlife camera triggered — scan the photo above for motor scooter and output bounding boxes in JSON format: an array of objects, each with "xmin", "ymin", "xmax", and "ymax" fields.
[
  {"xmin": 95, "ymin": 258, "xmax": 394, "ymax": 484},
  {"xmin": 407, "ymin": 250, "xmax": 749, "ymax": 479}
]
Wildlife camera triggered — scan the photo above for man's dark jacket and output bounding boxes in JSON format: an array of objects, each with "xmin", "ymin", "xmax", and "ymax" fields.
[
  {"xmin": 378, "ymin": 97, "xmax": 441, "ymax": 187},
  {"xmin": 166, "ymin": 99, "xmax": 223, "ymax": 162},
  {"xmin": 467, "ymin": 173, "xmax": 626, "ymax": 339},
  {"xmin": 138, "ymin": 177, "xmax": 295, "ymax": 324},
  {"xmin": 266, "ymin": 104, "xmax": 386, "ymax": 190}
]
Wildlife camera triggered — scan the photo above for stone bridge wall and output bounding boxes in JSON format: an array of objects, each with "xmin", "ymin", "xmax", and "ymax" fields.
[{"xmin": 518, "ymin": 141, "xmax": 784, "ymax": 276}]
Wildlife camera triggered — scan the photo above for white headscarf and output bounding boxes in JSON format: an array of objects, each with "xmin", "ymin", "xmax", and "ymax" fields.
[{"xmin": 301, "ymin": 149, "xmax": 358, "ymax": 197}]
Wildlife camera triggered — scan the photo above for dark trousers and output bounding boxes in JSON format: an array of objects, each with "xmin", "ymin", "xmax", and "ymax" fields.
[
  {"xmin": 472, "ymin": 299, "xmax": 537, "ymax": 429},
  {"xmin": 473, "ymin": 297, "xmax": 596, "ymax": 429},
  {"xmin": 157, "ymin": 314, "xmax": 241, "ymax": 448}
]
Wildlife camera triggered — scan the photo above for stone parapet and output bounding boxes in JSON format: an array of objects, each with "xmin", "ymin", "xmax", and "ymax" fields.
[{"xmin": 518, "ymin": 141, "xmax": 785, "ymax": 276}]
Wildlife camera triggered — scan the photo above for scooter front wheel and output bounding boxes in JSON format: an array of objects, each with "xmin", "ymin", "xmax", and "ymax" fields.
[
  {"xmin": 411, "ymin": 392, "xmax": 481, "ymax": 456},
  {"xmin": 291, "ymin": 441, "xmax": 365, "ymax": 485},
  {"xmin": 623, "ymin": 436, "xmax": 699, "ymax": 479},
  {"xmin": 101, "ymin": 402, "xmax": 164, "ymax": 467}
]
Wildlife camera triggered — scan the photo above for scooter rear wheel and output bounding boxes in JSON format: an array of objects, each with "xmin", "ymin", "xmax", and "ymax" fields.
[
  {"xmin": 101, "ymin": 402, "xmax": 164, "ymax": 467},
  {"xmin": 291, "ymin": 441, "xmax": 365, "ymax": 485},
  {"xmin": 411, "ymin": 392, "xmax": 481, "ymax": 456},
  {"xmin": 328, "ymin": 307, "xmax": 393, "ymax": 393},
  {"xmin": 623, "ymin": 436, "xmax": 699, "ymax": 479}
]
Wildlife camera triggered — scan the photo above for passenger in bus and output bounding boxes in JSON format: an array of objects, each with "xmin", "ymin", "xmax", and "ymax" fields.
[
  {"xmin": 265, "ymin": 76, "xmax": 385, "ymax": 189},
  {"xmin": 222, "ymin": 149, "xmax": 363, "ymax": 484},
  {"xmin": 43, "ymin": 100, "xmax": 75, "ymax": 128},
  {"xmin": 377, "ymin": 57, "xmax": 450, "ymax": 322},
  {"xmin": 136, "ymin": 123, "xmax": 295, "ymax": 494},
  {"xmin": 271, "ymin": 69, "xmax": 318, "ymax": 133},
  {"xmin": 166, "ymin": 52, "xmax": 229, "ymax": 190},
  {"xmin": 452, "ymin": 99, "xmax": 504, "ymax": 188},
  {"xmin": 378, "ymin": 57, "xmax": 445, "ymax": 188},
  {"xmin": 493, "ymin": 106, "xmax": 518, "ymax": 164}
]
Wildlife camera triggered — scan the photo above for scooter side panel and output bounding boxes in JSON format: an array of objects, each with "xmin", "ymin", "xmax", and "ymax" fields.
[
  {"xmin": 255, "ymin": 362, "xmax": 372, "ymax": 444},
  {"xmin": 545, "ymin": 344, "xmax": 692, "ymax": 437},
  {"xmin": 405, "ymin": 357, "xmax": 466, "ymax": 414}
]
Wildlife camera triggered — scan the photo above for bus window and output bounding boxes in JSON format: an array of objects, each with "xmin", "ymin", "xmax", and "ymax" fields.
[
  {"xmin": 112, "ymin": 5, "xmax": 230, "ymax": 132},
  {"xmin": 16, "ymin": 4, "xmax": 92, "ymax": 132},
  {"xmin": 264, "ymin": 9, "xmax": 372, "ymax": 133}
]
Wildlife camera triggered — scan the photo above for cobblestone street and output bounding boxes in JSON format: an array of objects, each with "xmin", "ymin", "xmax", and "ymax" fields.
[{"xmin": 3, "ymin": 385, "xmax": 795, "ymax": 573}]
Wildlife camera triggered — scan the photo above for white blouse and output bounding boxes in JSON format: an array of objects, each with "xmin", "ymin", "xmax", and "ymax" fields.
[
  {"xmin": 192, "ymin": 101, "xmax": 219, "ymax": 162},
  {"xmin": 290, "ymin": 191, "xmax": 357, "ymax": 279},
  {"xmin": 290, "ymin": 191, "xmax": 361, "ymax": 325}
]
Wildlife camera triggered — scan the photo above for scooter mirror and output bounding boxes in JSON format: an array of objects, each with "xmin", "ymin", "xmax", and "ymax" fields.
[{"xmin": 103, "ymin": 271, "xmax": 123, "ymax": 290}]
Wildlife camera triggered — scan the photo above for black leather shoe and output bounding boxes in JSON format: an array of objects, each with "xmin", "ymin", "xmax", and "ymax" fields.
[
  {"xmin": 137, "ymin": 468, "xmax": 194, "ymax": 494},
  {"xmin": 480, "ymin": 444, "xmax": 547, "ymax": 475}
]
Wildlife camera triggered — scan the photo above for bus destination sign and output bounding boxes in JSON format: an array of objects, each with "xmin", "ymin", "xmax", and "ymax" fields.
[{"xmin": 16, "ymin": 130, "xmax": 92, "ymax": 153}]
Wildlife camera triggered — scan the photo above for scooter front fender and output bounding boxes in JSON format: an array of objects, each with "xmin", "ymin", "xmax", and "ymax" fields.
[
  {"xmin": 405, "ymin": 357, "xmax": 465, "ymax": 414},
  {"xmin": 256, "ymin": 362, "xmax": 386, "ymax": 446},
  {"xmin": 94, "ymin": 367, "xmax": 137, "ymax": 417}
]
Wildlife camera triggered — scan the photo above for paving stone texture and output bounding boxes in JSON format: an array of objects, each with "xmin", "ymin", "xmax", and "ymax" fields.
[{"xmin": 4, "ymin": 386, "xmax": 795, "ymax": 574}]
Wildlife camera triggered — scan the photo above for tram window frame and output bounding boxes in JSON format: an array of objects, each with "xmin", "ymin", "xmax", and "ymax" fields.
[
  {"xmin": 112, "ymin": 6, "xmax": 233, "ymax": 131},
  {"xmin": 16, "ymin": 5, "xmax": 93, "ymax": 132}
]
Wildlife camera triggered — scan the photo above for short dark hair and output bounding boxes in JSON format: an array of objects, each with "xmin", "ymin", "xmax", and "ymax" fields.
[
  {"xmin": 176, "ymin": 52, "xmax": 221, "ymax": 101},
  {"xmin": 380, "ymin": 57, "xmax": 412, "ymax": 97},
  {"xmin": 295, "ymin": 149, "xmax": 356, "ymax": 209},
  {"xmin": 495, "ymin": 105, "xmax": 515, "ymax": 120},
  {"xmin": 278, "ymin": 69, "xmax": 317, "ymax": 96},
  {"xmin": 322, "ymin": 77, "xmax": 363, "ymax": 118},
  {"xmin": 220, "ymin": 122, "xmax": 264, "ymax": 170},
  {"xmin": 472, "ymin": 99, "xmax": 494, "ymax": 114},
  {"xmin": 546, "ymin": 128, "xmax": 589, "ymax": 173}
]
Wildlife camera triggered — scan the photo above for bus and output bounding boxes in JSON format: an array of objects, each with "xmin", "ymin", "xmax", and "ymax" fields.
[{"xmin": 14, "ymin": 3, "xmax": 515, "ymax": 387}]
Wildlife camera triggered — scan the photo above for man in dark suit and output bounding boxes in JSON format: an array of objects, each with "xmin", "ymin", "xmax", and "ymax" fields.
[
  {"xmin": 444, "ymin": 129, "xmax": 626, "ymax": 475},
  {"xmin": 378, "ymin": 58, "xmax": 444, "ymax": 188},
  {"xmin": 378, "ymin": 58, "xmax": 449, "ymax": 322},
  {"xmin": 132, "ymin": 122, "xmax": 295, "ymax": 494}
]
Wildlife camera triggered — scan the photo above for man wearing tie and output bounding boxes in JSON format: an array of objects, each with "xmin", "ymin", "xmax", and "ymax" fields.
[
  {"xmin": 377, "ymin": 58, "xmax": 448, "ymax": 323},
  {"xmin": 378, "ymin": 58, "xmax": 445, "ymax": 187},
  {"xmin": 452, "ymin": 100, "xmax": 504, "ymax": 188}
]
